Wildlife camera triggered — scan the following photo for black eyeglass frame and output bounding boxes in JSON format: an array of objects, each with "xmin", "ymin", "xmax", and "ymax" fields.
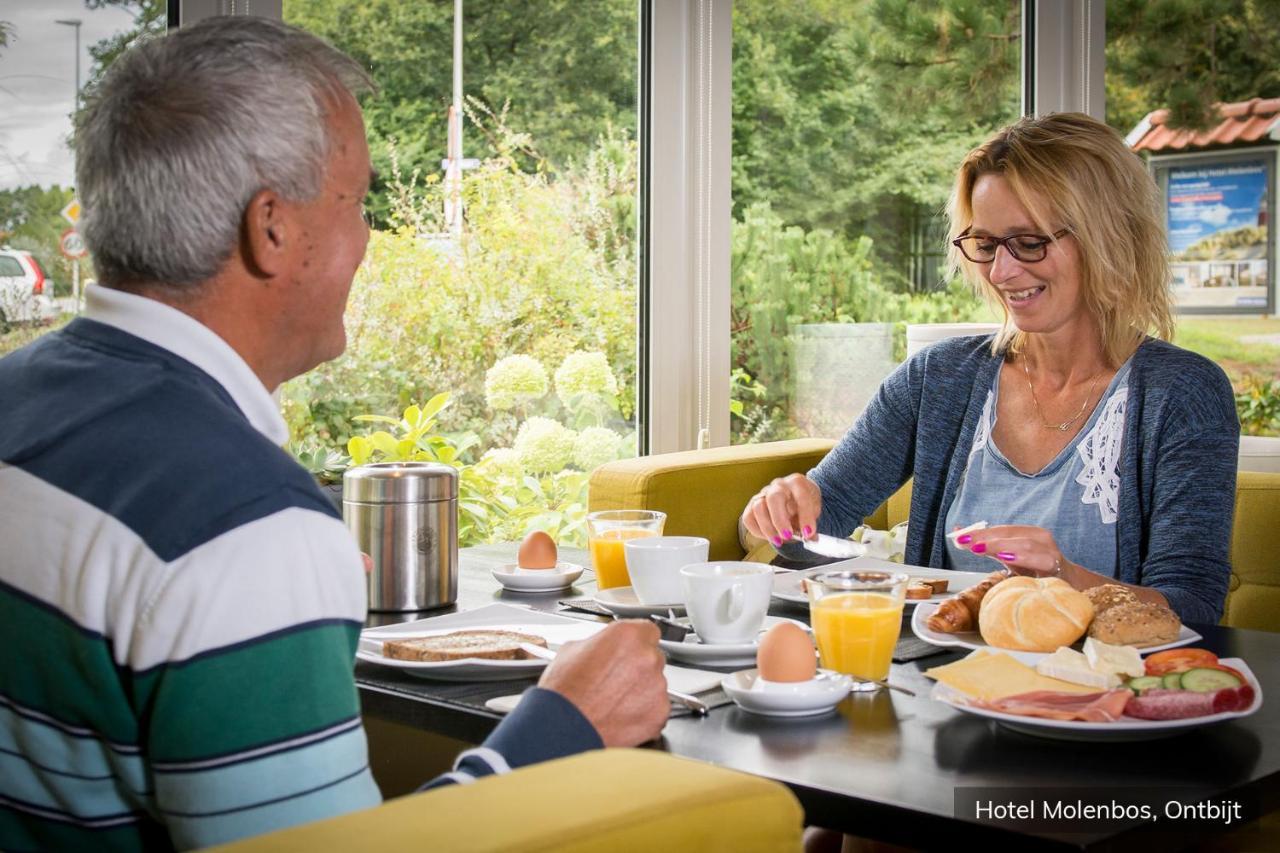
[{"xmin": 951, "ymin": 227, "xmax": 1073, "ymax": 264}]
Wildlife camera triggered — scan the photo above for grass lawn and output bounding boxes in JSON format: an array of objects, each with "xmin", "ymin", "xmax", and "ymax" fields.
[{"xmin": 1175, "ymin": 317, "xmax": 1280, "ymax": 386}]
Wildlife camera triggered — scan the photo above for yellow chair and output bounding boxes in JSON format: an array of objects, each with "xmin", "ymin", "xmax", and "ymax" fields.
[
  {"xmin": 589, "ymin": 440, "xmax": 1280, "ymax": 632},
  {"xmin": 207, "ymin": 749, "xmax": 803, "ymax": 852}
]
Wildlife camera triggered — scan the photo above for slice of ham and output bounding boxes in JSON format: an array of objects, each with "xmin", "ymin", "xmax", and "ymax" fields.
[{"xmin": 969, "ymin": 689, "xmax": 1133, "ymax": 722}]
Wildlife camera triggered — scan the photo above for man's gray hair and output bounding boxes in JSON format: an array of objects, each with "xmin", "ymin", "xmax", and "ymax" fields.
[{"xmin": 75, "ymin": 16, "xmax": 374, "ymax": 289}]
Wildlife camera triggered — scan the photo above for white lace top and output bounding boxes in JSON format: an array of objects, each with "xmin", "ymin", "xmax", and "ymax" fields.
[{"xmin": 946, "ymin": 357, "xmax": 1133, "ymax": 575}]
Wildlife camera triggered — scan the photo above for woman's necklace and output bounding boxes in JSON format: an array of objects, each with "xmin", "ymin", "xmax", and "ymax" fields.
[{"xmin": 1020, "ymin": 356, "xmax": 1103, "ymax": 432}]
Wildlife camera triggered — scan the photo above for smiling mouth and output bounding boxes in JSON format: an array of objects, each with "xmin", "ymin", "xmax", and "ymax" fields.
[{"xmin": 1006, "ymin": 285, "xmax": 1046, "ymax": 303}]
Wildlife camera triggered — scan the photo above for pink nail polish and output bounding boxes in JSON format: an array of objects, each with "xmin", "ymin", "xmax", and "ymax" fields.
[
  {"xmin": 782, "ymin": 529, "xmax": 793, "ymax": 540},
  {"xmin": 957, "ymin": 534, "xmax": 972, "ymax": 545},
  {"xmin": 802, "ymin": 525, "xmax": 813, "ymax": 537},
  {"xmin": 996, "ymin": 551, "xmax": 1017, "ymax": 561},
  {"xmin": 771, "ymin": 536, "xmax": 783, "ymax": 547},
  {"xmin": 972, "ymin": 542, "xmax": 987, "ymax": 554}
]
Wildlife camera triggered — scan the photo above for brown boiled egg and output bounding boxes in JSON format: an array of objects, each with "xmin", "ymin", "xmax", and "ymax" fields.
[
  {"xmin": 517, "ymin": 530, "xmax": 558, "ymax": 570},
  {"xmin": 756, "ymin": 622, "xmax": 817, "ymax": 682}
]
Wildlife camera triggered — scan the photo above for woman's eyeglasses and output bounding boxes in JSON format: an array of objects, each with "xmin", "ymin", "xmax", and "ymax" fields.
[{"xmin": 951, "ymin": 228, "xmax": 1072, "ymax": 264}]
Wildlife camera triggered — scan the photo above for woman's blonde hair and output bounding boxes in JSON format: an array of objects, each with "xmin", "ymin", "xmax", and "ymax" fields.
[{"xmin": 946, "ymin": 112, "xmax": 1175, "ymax": 367}]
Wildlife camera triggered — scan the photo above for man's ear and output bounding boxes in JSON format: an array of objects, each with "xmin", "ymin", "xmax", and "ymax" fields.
[{"xmin": 242, "ymin": 188, "xmax": 289, "ymax": 278}]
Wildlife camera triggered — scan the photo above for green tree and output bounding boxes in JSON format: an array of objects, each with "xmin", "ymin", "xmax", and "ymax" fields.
[
  {"xmin": 83, "ymin": 0, "xmax": 167, "ymax": 92},
  {"xmin": 1107, "ymin": 0, "xmax": 1280, "ymax": 133},
  {"xmin": 283, "ymin": 0, "xmax": 637, "ymax": 226},
  {"xmin": 0, "ymin": 185, "xmax": 84, "ymax": 293}
]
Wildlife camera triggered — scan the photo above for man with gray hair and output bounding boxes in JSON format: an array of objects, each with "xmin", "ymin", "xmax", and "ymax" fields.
[{"xmin": 0, "ymin": 16, "xmax": 667, "ymax": 851}]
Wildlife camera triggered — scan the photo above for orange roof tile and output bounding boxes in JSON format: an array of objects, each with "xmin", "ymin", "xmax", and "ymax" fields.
[{"xmin": 1129, "ymin": 97, "xmax": 1280, "ymax": 152}]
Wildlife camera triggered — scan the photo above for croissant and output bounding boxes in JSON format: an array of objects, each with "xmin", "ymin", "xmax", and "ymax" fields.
[{"xmin": 926, "ymin": 570, "xmax": 1009, "ymax": 633}]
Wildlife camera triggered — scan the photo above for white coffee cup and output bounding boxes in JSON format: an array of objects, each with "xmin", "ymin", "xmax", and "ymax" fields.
[
  {"xmin": 680, "ymin": 561, "xmax": 773, "ymax": 644},
  {"xmin": 624, "ymin": 536, "xmax": 710, "ymax": 604}
]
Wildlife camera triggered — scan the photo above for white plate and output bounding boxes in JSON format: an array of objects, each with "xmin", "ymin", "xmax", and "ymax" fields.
[
  {"xmin": 721, "ymin": 668, "xmax": 852, "ymax": 717},
  {"xmin": 593, "ymin": 586, "xmax": 686, "ymax": 617},
  {"xmin": 910, "ymin": 601, "xmax": 1202, "ymax": 659},
  {"xmin": 933, "ymin": 657, "xmax": 1262, "ymax": 741},
  {"xmin": 490, "ymin": 561, "xmax": 585, "ymax": 592},
  {"xmin": 771, "ymin": 559, "xmax": 990, "ymax": 607},
  {"xmin": 658, "ymin": 616, "xmax": 811, "ymax": 667},
  {"xmin": 357, "ymin": 604, "xmax": 604, "ymax": 681}
]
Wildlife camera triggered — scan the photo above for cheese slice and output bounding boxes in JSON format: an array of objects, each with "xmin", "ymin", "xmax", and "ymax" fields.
[
  {"xmin": 925, "ymin": 651, "xmax": 1100, "ymax": 700},
  {"xmin": 1083, "ymin": 637, "xmax": 1144, "ymax": 679},
  {"xmin": 1034, "ymin": 647, "xmax": 1121, "ymax": 690}
]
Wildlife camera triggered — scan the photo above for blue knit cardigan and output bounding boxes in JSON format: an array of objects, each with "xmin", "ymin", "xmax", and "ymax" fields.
[{"xmin": 808, "ymin": 334, "xmax": 1240, "ymax": 624}]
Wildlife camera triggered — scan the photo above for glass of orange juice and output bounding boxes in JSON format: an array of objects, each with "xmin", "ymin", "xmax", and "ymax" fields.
[
  {"xmin": 586, "ymin": 510, "xmax": 666, "ymax": 589},
  {"xmin": 807, "ymin": 570, "xmax": 909, "ymax": 690}
]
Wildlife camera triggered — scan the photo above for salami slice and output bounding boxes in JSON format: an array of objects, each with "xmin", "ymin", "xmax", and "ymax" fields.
[
  {"xmin": 1126, "ymin": 685, "xmax": 1255, "ymax": 721},
  {"xmin": 1125, "ymin": 689, "xmax": 1214, "ymax": 720}
]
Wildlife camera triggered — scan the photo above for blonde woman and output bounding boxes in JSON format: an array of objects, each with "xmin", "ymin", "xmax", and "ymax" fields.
[{"xmin": 742, "ymin": 113, "xmax": 1238, "ymax": 622}]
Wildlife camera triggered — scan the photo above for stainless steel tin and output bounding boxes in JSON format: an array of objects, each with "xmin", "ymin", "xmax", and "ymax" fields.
[{"xmin": 343, "ymin": 462, "xmax": 458, "ymax": 612}]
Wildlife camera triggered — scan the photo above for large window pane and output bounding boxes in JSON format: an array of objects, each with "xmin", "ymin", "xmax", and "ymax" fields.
[
  {"xmin": 284, "ymin": 1, "xmax": 640, "ymax": 545},
  {"xmin": 729, "ymin": 0, "xmax": 1018, "ymax": 443},
  {"xmin": 0, "ymin": 0, "xmax": 162, "ymax": 347}
]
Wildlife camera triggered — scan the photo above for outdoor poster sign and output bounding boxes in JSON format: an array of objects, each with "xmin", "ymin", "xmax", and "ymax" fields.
[{"xmin": 1165, "ymin": 158, "xmax": 1271, "ymax": 311}]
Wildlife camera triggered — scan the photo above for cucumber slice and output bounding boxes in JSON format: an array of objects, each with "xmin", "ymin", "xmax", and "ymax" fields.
[
  {"xmin": 1162, "ymin": 673, "xmax": 1183, "ymax": 690},
  {"xmin": 1179, "ymin": 668, "xmax": 1242, "ymax": 693},
  {"xmin": 1126, "ymin": 675, "xmax": 1163, "ymax": 694}
]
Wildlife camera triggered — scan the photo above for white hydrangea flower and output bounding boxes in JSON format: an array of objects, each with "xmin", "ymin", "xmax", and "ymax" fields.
[
  {"xmin": 479, "ymin": 447, "xmax": 524, "ymax": 479},
  {"xmin": 572, "ymin": 426, "xmax": 620, "ymax": 472},
  {"xmin": 554, "ymin": 351, "xmax": 618, "ymax": 405},
  {"xmin": 514, "ymin": 417, "xmax": 576, "ymax": 474},
  {"xmin": 485, "ymin": 355, "xmax": 549, "ymax": 411}
]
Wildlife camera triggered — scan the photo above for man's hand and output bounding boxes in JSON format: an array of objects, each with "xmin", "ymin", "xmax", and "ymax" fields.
[{"xmin": 537, "ymin": 620, "xmax": 668, "ymax": 747}]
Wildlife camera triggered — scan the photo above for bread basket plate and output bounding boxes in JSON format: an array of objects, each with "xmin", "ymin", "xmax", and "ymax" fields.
[
  {"xmin": 932, "ymin": 657, "xmax": 1261, "ymax": 742},
  {"xmin": 357, "ymin": 604, "xmax": 604, "ymax": 681},
  {"xmin": 490, "ymin": 561, "xmax": 585, "ymax": 592},
  {"xmin": 910, "ymin": 601, "xmax": 1202, "ymax": 659},
  {"xmin": 772, "ymin": 561, "xmax": 990, "ymax": 607}
]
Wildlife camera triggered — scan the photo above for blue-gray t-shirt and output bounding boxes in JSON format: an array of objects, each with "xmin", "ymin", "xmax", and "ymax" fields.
[{"xmin": 945, "ymin": 358, "xmax": 1133, "ymax": 575}]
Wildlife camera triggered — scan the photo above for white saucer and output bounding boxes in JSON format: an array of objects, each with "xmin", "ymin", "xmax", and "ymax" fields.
[
  {"xmin": 593, "ymin": 586, "xmax": 686, "ymax": 617},
  {"xmin": 721, "ymin": 668, "xmax": 852, "ymax": 717},
  {"xmin": 491, "ymin": 562, "xmax": 585, "ymax": 592},
  {"xmin": 658, "ymin": 616, "xmax": 811, "ymax": 667}
]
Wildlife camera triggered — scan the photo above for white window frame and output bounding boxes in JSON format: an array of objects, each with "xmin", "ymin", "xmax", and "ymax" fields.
[
  {"xmin": 1025, "ymin": 0, "xmax": 1106, "ymax": 120},
  {"xmin": 644, "ymin": 0, "xmax": 732, "ymax": 454}
]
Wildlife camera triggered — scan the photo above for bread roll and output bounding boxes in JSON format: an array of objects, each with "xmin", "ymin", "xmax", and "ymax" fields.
[
  {"xmin": 978, "ymin": 576, "xmax": 1095, "ymax": 652},
  {"xmin": 1084, "ymin": 583, "xmax": 1138, "ymax": 615},
  {"xmin": 1087, "ymin": 601, "xmax": 1181, "ymax": 647}
]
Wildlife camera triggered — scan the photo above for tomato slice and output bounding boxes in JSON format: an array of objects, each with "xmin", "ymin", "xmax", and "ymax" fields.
[{"xmin": 1144, "ymin": 648, "xmax": 1219, "ymax": 676}]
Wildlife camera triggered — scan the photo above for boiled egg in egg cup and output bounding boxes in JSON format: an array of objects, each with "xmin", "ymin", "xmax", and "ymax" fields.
[
  {"xmin": 492, "ymin": 531, "xmax": 586, "ymax": 592},
  {"xmin": 721, "ymin": 622, "xmax": 853, "ymax": 717}
]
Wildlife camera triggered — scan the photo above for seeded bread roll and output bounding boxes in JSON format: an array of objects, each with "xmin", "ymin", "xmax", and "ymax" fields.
[
  {"xmin": 382, "ymin": 630, "xmax": 548, "ymax": 662},
  {"xmin": 1084, "ymin": 583, "xmax": 1139, "ymax": 615},
  {"xmin": 1087, "ymin": 602, "xmax": 1181, "ymax": 647},
  {"xmin": 978, "ymin": 576, "xmax": 1095, "ymax": 652}
]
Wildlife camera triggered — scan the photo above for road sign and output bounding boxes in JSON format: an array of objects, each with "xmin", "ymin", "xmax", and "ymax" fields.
[
  {"xmin": 61, "ymin": 198, "xmax": 82, "ymax": 225},
  {"xmin": 60, "ymin": 228, "xmax": 87, "ymax": 259}
]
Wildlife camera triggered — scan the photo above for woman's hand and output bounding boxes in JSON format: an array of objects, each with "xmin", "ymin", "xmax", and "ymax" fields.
[
  {"xmin": 741, "ymin": 474, "xmax": 822, "ymax": 547},
  {"xmin": 954, "ymin": 524, "xmax": 1064, "ymax": 577}
]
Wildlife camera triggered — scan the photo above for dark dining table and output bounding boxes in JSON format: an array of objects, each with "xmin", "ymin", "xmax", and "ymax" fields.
[{"xmin": 356, "ymin": 544, "xmax": 1280, "ymax": 852}]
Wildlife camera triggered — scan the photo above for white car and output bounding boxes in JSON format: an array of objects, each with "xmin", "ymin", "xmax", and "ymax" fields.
[{"xmin": 0, "ymin": 248, "xmax": 59, "ymax": 328}]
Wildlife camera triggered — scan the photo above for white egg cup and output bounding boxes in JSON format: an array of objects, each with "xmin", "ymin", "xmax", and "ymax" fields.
[
  {"xmin": 721, "ymin": 669, "xmax": 852, "ymax": 717},
  {"xmin": 491, "ymin": 561, "xmax": 585, "ymax": 592}
]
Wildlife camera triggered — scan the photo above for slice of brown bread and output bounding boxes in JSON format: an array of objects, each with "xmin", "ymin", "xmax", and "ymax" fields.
[{"xmin": 382, "ymin": 630, "xmax": 548, "ymax": 662}]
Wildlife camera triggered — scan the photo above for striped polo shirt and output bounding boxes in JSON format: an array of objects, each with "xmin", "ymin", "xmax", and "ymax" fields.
[
  {"xmin": 0, "ymin": 285, "xmax": 382, "ymax": 850},
  {"xmin": 1, "ymin": 285, "xmax": 607, "ymax": 851}
]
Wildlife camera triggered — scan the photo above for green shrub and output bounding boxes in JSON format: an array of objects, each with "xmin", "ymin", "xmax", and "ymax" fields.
[{"xmin": 1237, "ymin": 374, "xmax": 1280, "ymax": 437}]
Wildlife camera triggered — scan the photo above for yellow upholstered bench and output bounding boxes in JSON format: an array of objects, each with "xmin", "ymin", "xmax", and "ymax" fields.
[
  {"xmin": 208, "ymin": 749, "xmax": 803, "ymax": 852},
  {"xmin": 589, "ymin": 440, "xmax": 1280, "ymax": 632}
]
